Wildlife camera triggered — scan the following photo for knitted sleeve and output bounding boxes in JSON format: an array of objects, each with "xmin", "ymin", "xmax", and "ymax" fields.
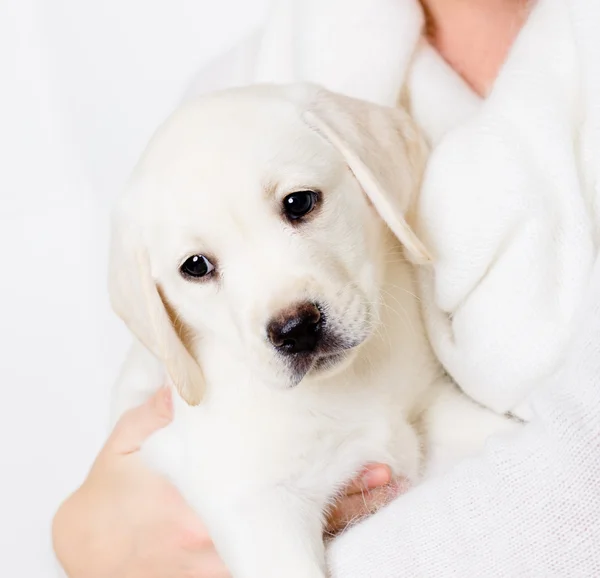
[{"xmin": 327, "ymin": 256, "xmax": 600, "ymax": 577}]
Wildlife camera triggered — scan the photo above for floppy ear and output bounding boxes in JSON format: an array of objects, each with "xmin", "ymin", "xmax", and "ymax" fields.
[
  {"xmin": 300, "ymin": 86, "xmax": 432, "ymax": 264},
  {"xmin": 108, "ymin": 205, "xmax": 206, "ymax": 406}
]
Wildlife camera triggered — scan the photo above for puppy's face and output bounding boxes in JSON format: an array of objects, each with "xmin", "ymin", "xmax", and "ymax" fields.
[
  {"xmin": 135, "ymin": 92, "xmax": 390, "ymax": 389},
  {"xmin": 112, "ymin": 85, "xmax": 428, "ymax": 401}
]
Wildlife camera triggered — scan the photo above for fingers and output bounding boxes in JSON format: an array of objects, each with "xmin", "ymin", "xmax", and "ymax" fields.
[
  {"xmin": 325, "ymin": 483, "xmax": 401, "ymax": 535},
  {"xmin": 343, "ymin": 464, "xmax": 392, "ymax": 495},
  {"xmin": 324, "ymin": 464, "xmax": 392, "ymax": 534},
  {"xmin": 104, "ymin": 387, "xmax": 174, "ymax": 456}
]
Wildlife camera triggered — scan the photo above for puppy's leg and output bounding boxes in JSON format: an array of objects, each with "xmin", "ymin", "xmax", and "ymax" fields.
[
  {"xmin": 421, "ymin": 380, "xmax": 521, "ymax": 479},
  {"xmin": 198, "ymin": 489, "xmax": 328, "ymax": 578}
]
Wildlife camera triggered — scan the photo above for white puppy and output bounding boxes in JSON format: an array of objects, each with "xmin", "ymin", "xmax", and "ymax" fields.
[{"xmin": 109, "ymin": 84, "xmax": 517, "ymax": 578}]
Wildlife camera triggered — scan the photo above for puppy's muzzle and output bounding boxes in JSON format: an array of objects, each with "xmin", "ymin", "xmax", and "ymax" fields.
[{"xmin": 267, "ymin": 302, "xmax": 323, "ymax": 355}]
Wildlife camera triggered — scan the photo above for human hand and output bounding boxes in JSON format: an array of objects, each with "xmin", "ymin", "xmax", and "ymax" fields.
[
  {"xmin": 53, "ymin": 387, "xmax": 229, "ymax": 578},
  {"xmin": 326, "ymin": 465, "xmax": 409, "ymax": 536},
  {"xmin": 52, "ymin": 388, "xmax": 401, "ymax": 578}
]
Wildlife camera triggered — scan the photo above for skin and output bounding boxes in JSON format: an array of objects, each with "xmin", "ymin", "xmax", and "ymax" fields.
[
  {"xmin": 52, "ymin": 1, "xmax": 532, "ymax": 576},
  {"xmin": 423, "ymin": 0, "xmax": 531, "ymax": 96}
]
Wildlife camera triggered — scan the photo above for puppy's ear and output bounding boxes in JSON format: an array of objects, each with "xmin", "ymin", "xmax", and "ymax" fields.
[
  {"xmin": 300, "ymin": 86, "xmax": 432, "ymax": 264},
  {"xmin": 108, "ymin": 205, "xmax": 205, "ymax": 405}
]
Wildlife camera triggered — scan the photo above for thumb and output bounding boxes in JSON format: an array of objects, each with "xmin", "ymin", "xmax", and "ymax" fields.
[{"xmin": 104, "ymin": 386, "xmax": 173, "ymax": 456}]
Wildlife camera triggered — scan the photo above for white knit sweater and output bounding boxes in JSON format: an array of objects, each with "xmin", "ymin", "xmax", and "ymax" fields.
[
  {"xmin": 186, "ymin": 0, "xmax": 600, "ymax": 575},
  {"xmin": 329, "ymin": 257, "xmax": 600, "ymax": 576}
]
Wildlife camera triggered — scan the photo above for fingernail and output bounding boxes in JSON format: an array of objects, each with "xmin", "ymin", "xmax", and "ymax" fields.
[{"xmin": 360, "ymin": 465, "xmax": 391, "ymax": 490}]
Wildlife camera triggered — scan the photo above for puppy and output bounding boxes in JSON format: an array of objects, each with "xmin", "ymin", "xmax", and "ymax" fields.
[{"xmin": 109, "ymin": 84, "xmax": 517, "ymax": 578}]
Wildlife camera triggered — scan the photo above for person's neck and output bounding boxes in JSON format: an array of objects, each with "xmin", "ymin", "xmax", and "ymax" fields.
[{"xmin": 420, "ymin": 0, "xmax": 533, "ymax": 96}]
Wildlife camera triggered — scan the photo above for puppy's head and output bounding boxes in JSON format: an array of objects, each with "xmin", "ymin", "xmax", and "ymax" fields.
[{"xmin": 109, "ymin": 84, "xmax": 429, "ymax": 404}]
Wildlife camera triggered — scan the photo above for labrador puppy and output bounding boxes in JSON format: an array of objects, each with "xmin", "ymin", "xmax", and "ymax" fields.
[{"xmin": 109, "ymin": 84, "xmax": 516, "ymax": 578}]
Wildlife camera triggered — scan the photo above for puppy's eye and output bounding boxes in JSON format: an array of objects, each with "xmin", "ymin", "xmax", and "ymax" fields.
[
  {"xmin": 180, "ymin": 255, "xmax": 215, "ymax": 279},
  {"xmin": 283, "ymin": 190, "xmax": 318, "ymax": 220}
]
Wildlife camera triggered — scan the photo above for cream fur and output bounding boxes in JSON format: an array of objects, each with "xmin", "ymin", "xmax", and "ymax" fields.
[{"xmin": 109, "ymin": 84, "xmax": 517, "ymax": 578}]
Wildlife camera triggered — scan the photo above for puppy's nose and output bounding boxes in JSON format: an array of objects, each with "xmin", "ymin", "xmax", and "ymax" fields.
[{"xmin": 267, "ymin": 303, "xmax": 322, "ymax": 354}]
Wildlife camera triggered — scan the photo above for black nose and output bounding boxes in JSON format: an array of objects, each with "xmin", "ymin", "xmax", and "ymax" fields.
[{"xmin": 267, "ymin": 303, "xmax": 322, "ymax": 354}]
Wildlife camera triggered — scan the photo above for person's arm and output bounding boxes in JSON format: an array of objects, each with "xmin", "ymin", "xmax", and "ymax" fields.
[
  {"xmin": 327, "ymin": 257, "xmax": 600, "ymax": 577},
  {"xmin": 182, "ymin": 31, "xmax": 263, "ymax": 103}
]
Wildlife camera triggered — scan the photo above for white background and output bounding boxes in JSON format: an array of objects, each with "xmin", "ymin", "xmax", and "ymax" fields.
[{"xmin": 0, "ymin": 1, "xmax": 266, "ymax": 575}]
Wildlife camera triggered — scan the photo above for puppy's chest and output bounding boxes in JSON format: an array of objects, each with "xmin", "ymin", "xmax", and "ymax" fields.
[{"xmin": 156, "ymin": 382, "xmax": 411, "ymax": 502}]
